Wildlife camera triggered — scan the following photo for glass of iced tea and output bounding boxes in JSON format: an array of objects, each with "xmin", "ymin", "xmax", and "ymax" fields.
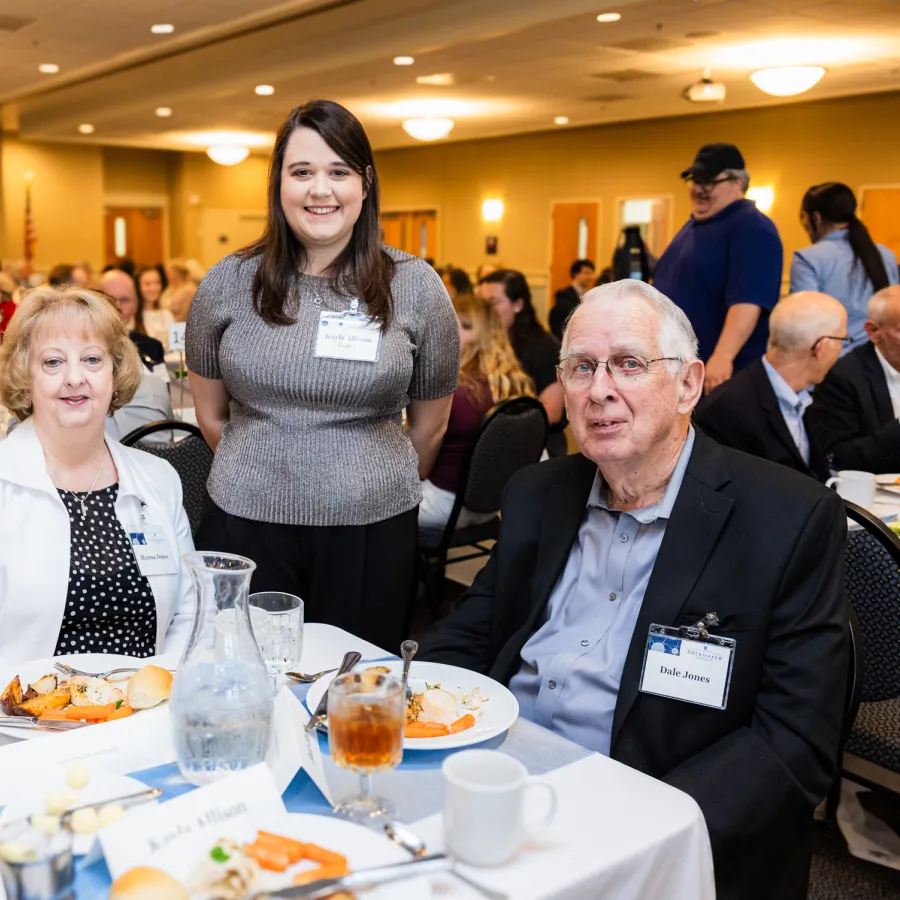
[{"xmin": 327, "ymin": 672, "xmax": 405, "ymax": 825}]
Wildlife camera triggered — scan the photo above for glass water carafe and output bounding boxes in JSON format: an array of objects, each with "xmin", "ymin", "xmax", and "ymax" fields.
[{"xmin": 170, "ymin": 552, "xmax": 274, "ymax": 786}]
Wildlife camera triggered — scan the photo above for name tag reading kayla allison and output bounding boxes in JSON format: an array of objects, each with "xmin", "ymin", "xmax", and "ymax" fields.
[
  {"xmin": 314, "ymin": 302, "xmax": 382, "ymax": 362},
  {"xmin": 639, "ymin": 623, "xmax": 735, "ymax": 710}
]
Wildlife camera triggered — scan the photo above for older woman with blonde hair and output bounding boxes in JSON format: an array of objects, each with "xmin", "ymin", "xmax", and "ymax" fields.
[
  {"xmin": 0, "ymin": 285, "xmax": 194, "ymax": 666},
  {"xmin": 419, "ymin": 292, "xmax": 535, "ymax": 529}
]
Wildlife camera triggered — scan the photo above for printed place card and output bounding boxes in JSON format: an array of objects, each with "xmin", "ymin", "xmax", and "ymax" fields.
[{"xmin": 168, "ymin": 322, "xmax": 186, "ymax": 351}]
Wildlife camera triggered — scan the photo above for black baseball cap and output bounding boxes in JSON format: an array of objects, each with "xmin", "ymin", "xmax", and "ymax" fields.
[{"xmin": 681, "ymin": 143, "xmax": 745, "ymax": 181}]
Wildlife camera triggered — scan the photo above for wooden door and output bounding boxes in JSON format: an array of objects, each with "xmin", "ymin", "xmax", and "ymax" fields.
[
  {"xmin": 860, "ymin": 188, "xmax": 900, "ymax": 260},
  {"xmin": 105, "ymin": 207, "xmax": 164, "ymax": 266},
  {"xmin": 551, "ymin": 202, "xmax": 600, "ymax": 296},
  {"xmin": 381, "ymin": 211, "xmax": 437, "ymax": 258}
]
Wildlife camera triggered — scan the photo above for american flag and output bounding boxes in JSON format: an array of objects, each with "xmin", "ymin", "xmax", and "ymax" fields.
[{"xmin": 24, "ymin": 182, "xmax": 37, "ymax": 264}]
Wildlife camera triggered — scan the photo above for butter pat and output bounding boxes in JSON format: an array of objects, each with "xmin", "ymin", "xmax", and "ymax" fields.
[
  {"xmin": 98, "ymin": 804, "xmax": 125, "ymax": 827},
  {"xmin": 66, "ymin": 762, "xmax": 90, "ymax": 790},
  {"xmin": 70, "ymin": 807, "xmax": 99, "ymax": 835}
]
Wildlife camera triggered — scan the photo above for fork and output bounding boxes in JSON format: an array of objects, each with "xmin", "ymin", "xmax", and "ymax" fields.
[{"xmin": 53, "ymin": 662, "xmax": 175, "ymax": 680}]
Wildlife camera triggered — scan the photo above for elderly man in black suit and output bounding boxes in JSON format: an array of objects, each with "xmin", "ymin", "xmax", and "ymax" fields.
[
  {"xmin": 807, "ymin": 285, "xmax": 900, "ymax": 473},
  {"xmin": 548, "ymin": 258, "xmax": 595, "ymax": 341},
  {"xmin": 421, "ymin": 279, "xmax": 848, "ymax": 900},
  {"xmin": 695, "ymin": 291, "xmax": 847, "ymax": 480}
]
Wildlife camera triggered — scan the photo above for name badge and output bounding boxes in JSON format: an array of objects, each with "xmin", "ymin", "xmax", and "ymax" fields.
[
  {"xmin": 314, "ymin": 309, "xmax": 382, "ymax": 362},
  {"xmin": 125, "ymin": 524, "xmax": 178, "ymax": 577},
  {"xmin": 639, "ymin": 624, "xmax": 735, "ymax": 710}
]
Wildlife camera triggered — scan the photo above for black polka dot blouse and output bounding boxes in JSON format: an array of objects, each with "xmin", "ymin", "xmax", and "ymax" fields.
[{"xmin": 54, "ymin": 484, "xmax": 157, "ymax": 657}]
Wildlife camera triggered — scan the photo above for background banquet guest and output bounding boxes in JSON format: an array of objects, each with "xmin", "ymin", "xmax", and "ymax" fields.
[
  {"xmin": 695, "ymin": 291, "xmax": 847, "ymax": 480},
  {"xmin": 441, "ymin": 266, "xmax": 473, "ymax": 300},
  {"xmin": 136, "ymin": 265, "xmax": 175, "ymax": 351},
  {"xmin": 0, "ymin": 273, "xmax": 17, "ymax": 335},
  {"xmin": 420, "ymin": 279, "xmax": 847, "ymax": 900},
  {"xmin": 186, "ymin": 99, "xmax": 458, "ymax": 650},
  {"xmin": 549, "ymin": 258, "xmax": 595, "ymax": 341},
  {"xmin": 161, "ymin": 259, "xmax": 199, "ymax": 321},
  {"xmin": 806, "ymin": 284, "xmax": 900, "ymax": 474},
  {"xmin": 790, "ymin": 182, "xmax": 897, "ymax": 353},
  {"xmin": 420, "ymin": 292, "xmax": 535, "ymax": 530},
  {"xmin": 653, "ymin": 142, "xmax": 783, "ymax": 394},
  {"xmin": 481, "ymin": 268, "xmax": 567, "ymax": 456},
  {"xmin": 0, "ymin": 284, "xmax": 193, "ymax": 666},
  {"xmin": 48, "ymin": 263, "xmax": 75, "ymax": 287},
  {"xmin": 100, "ymin": 269, "xmax": 165, "ymax": 369}
]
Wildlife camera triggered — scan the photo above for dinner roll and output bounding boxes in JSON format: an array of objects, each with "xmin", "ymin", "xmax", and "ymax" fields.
[
  {"xmin": 109, "ymin": 867, "xmax": 189, "ymax": 900},
  {"xmin": 126, "ymin": 665, "xmax": 173, "ymax": 710}
]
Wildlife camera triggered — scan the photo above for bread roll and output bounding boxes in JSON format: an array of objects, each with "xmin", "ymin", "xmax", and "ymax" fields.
[
  {"xmin": 126, "ymin": 665, "xmax": 173, "ymax": 710},
  {"xmin": 109, "ymin": 867, "xmax": 189, "ymax": 900}
]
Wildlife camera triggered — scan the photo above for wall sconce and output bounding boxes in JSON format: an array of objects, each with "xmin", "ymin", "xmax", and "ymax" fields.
[
  {"xmin": 482, "ymin": 199, "xmax": 504, "ymax": 222},
  {"xmin": 747, "ymin": 186, "xmax": 774, "ymax": 214}
]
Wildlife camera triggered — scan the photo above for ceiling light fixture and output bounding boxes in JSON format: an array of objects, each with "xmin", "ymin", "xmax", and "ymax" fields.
[
  {"xmin": 402, "ymin": 117, "xmax": 454, "ymax": 141},
  {"xmin": 682, "ymin": 70, "xmax": 726, "ymax": 103},
  {"xmin": 554, "ymin": 116, "xmax": 570, "ymax": 126},
  {"xmin": 749, "ymin": 65, "xmax": 825, "ymax": 96},
  {"xmin": 151, "ymin": 24, "xmax": 174, "ymax": 34},
  {"xmin": 416, "ymin": 73, "xmax": 455, "ymax": 86},
  {"xmin": 155, "ymin": 107, "xmax": 173, "ymax": 117},
  {"xmin": 596, "ymin": 12, "xmax": 622, "ymax": 23},
  {"xmin": 255, "ymin": 84, "xmax": 275, "ymax": 96},
  {"xmin": 38, "ymin": 63, "xmax": 59, "ymax": 74},
  {"xmin": 78, "ymin": 124, "xmax": 95, "ymax": 134},
  {"xmin": 207, "ymin": 146, "xmax": 249, "ymax": 166},
  {"xmin": 393, "ymin": 56, "xmax": 415, "ymax": 66}
]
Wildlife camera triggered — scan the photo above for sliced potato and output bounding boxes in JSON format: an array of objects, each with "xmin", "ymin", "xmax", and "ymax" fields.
[
  {"xmin": 0, "ymin": 676, "xmax": 23, "ymax": 716},
  {"xmin": 30, "ymin": 674, "xmax": 58, "ymax": 696},
  {"xmin": 16, "ymin": 687, "xmax": 71, "ymax": 717}
]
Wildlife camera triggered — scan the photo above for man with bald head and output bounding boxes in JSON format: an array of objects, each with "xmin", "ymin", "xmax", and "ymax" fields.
[
  {"xmin": 422, "ymin": 279, "xmax": 847, "ymax": 900},
  {"xmin": 695, "ymin": 291, "xmax": 847, "ymax": 479},
  {"xmin": 100, "ymin": 269, "xmax": 164, "ymax": 369},
  {"xmin": 807, "ymin": 284, "xmax": 900, "ymax": 473}
]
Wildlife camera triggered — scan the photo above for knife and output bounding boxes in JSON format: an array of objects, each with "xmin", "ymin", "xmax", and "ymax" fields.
[
  {"xmin": 0, "ymin": 717, "xmax": 91, "ymax": 731},
  {"xmin": 252, "ymin": 853, "xmax": 450, "ymax": 899},
  {"xmin": 304, "ymin": 650, "xmax": 362, "ymax": 732}
]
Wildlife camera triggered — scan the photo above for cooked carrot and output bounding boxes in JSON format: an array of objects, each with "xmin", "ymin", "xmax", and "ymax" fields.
[
  {"xmin": 255, "ymin": 831, "xmax": 308, "ymax": 864},
  {"xmin": 450, "ymin": 713, "xmax": 476, "ymax": 733},
  {"xmin": 66, "ymin": 704, "xmax": 113, "ymax": 721},
  {"xmin": 302, "ymin": 843, "xmax": 348, "ymax": 868},
  {"xmin": 108, "ymin": 706, "xmax": 134, "ymax": 720},
  {"xmin": 244, "ymin": 841, "xmax": 290, "ymax": 872},
  {"xmin": 404, "ymin": 722, "xmax": 450, "ymax": 738},
  {"xmin": 293, "ymin": 862, "xmax": 349, "ymax": 885},
  {"xmin": 39, "ymin": 710, "xmax": 70, "ymax": 720}
]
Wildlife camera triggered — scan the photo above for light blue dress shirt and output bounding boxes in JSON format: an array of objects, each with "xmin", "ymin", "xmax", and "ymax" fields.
[
  {"xmin": 790, "ymin": 229, "xmax": 898, "ymax": 353},
  {"xmin": 760, "ymin": 356, "xmax": 812, "ymax": 465},
  {"xmin": 508, "ymin": 427, "xmax": 696, "ymax": 756}
]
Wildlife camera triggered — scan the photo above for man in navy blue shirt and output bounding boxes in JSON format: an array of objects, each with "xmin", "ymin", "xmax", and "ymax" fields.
[{"xmin": 654, "ymin": 143, "xmax": 783, "ymax": 393}]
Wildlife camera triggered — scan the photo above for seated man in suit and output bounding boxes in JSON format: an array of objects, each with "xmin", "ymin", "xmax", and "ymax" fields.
[
  {"xmin": 549, "ymin": 258, "xmax": 595, "ymax": 341},
  {"xmin": 421, "ymin": 279, "xmax": 848, "ymax": 900},
  {"xmin": 806, "ymin": 285, "xmax": 900, "ymax": 473},
  {"xmin": 694, "ymin": 291, "xmax": 846, "ymax": 480}
]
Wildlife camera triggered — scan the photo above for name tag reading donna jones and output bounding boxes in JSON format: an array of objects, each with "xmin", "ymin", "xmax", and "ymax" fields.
[
  {"xmin": 315, "ymin": 310, "xmax": 382, "ymax": 362},
  {"xmin": 125, "ymin": 525, "xmax": 177, "ymax": 577},
  {"xmin": 639, "ymin": 625, "xmax": 735, "ymax": 710}
]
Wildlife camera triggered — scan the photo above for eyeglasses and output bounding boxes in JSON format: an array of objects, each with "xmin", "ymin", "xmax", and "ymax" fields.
[
  {"xmin": 557, "ymin": 354, "xmax": 682, "ymax": 386},
  {"xmin": 686, "ymin": 176, "xmax": 736, "ymax": 192},
  {"xmin": 810, "ymin": 335, "xmax": 852, "ymax": 351}
]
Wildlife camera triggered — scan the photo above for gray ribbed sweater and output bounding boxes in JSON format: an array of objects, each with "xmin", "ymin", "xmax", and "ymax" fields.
[{"xmin": 185, "ymin": 247, "xmax": 458, "ymax": 526}]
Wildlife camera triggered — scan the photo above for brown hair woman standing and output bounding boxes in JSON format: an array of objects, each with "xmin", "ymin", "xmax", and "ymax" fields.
[{"xmin": 186, "ymin": 100, "xmax": 458, "ymax": 648}]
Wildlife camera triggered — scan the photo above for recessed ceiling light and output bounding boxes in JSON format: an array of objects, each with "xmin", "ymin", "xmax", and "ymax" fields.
[
  {"xmin": 207, "ymin": 146, "xmax": 249, "ymax": 166},
  {"xmin": 402, "ymin": 117, "xmax": 454, "ymax": 141},
  {"xmin": 78, "ymin": 124, "xmax": 95, "ymax": 134},
  {"xmin": 254, "ymin": 84, "xmax": 275, "ymax": 96},
  {"xmin": 416, "ymin": 73, "xmax": 455, "ymax": 86},
  {"xmin": 151, "ymin": 24, "xmax": 174, "ymax": 34},
  {"xmin": 155, "ymin": 107, "xmax": 173, "ymax": 117},
  {"xmin": 596, "ymin": 12, "xmax": 622, "ymax": 23},
  {"xmin": 38, "ymin": 63, "xmax": 59, "ymax": 74},
  {"xmin": 554, "ymin": 116, "xmax": 570, "ymax": 126},
  {"xmin": 749, "ymin": 65, "xmax": 826, "ymax": 96},
  {"xmin": 393, "ymin": 56, "xmax": 415, "ymax": 66}
]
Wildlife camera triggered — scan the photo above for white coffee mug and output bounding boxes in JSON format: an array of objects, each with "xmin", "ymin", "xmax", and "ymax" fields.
[
  {"xmin": 826, "ymin": 470, "xmax": 876, "ymax": 508},
  {"xmin": 442, "ymin": 749, "xmax": 557, "ymax": 867}
]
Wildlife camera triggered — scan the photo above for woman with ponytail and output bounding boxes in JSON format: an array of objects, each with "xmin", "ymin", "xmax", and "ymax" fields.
[{"xmin": 791, "ymin": 182, "xmax": 898, "ymax": 351}]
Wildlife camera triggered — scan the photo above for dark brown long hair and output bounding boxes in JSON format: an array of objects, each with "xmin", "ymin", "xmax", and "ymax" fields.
[{"xmin": 239, "ymin": 99, "xmax": 395, "ymax": 327}]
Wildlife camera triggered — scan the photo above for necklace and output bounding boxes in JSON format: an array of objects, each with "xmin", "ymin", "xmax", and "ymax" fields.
[{"xmin": 63, "ymin": 458, "xmax": 106, "ymax": 520}]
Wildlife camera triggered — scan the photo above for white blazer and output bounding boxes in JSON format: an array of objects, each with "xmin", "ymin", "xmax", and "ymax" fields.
[{"xmin": 0, "ymin": 418, "xmax": 195, "ymax": 667}]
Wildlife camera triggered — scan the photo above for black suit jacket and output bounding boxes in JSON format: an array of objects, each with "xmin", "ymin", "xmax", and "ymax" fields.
[
  {"xmin": 548, "ymin": 286, "xmax": 579, "ymax": 341},
  {"xmin": 420, "ymin": 434, "xmax": 848, "ymax": 900},
  {"xmin": 694, "ymin": 358, "xmax": 828, "ymax": 480},
  {"xmin": 805, "ymin": 341, "xmax": 900, "ymax": 474}
]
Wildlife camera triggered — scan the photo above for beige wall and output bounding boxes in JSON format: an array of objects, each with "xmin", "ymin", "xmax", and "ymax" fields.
[{"xmin": 102, "ymin": 146, "xmax": 175, "ymax": 196}]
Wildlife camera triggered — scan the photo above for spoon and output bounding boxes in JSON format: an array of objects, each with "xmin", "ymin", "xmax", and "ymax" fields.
[
  {"xmin": 400, "ymin": 640, "xmax": 418, "ymax": 701},
  {"xmin": 285, "ymin": 667, "xmax": 340, "ymax": 684},
  {"xmin": 383, "ymin": 822, "xmax": 508, "ymax": 900}
]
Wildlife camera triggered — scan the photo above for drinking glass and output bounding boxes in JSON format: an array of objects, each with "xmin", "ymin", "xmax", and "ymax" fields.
[
  {"xmin": 248, "ymin": 592, "xmax": 304, "ymax": 681},
  {"xmin": 327, "ymin": 672, "xmax": 405, "ymax": 826}
]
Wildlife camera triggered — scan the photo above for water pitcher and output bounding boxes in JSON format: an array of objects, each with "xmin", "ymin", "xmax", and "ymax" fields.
[{"xmin": 170, "ymin": 551, "xmax": 274, "ymax": 785}]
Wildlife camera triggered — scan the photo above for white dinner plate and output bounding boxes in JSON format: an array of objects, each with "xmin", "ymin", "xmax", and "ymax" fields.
[
  {"xmin": 0, "ymin": 653, "xmax": 174, "ymax": 741},
  {"xmin": 306, "ymin": 659, "xmax": 519, "ymax": 750},
  {"xmin": 150, "ymin": 812, "xmax": 426, "ymax": 899},
  {"xmin": 875, "ymin": 474, "xmax": 900, "ymax": 486},
  {"xmin": 0, "ymin": 772, "xmax": 157, "ymax": 856}
]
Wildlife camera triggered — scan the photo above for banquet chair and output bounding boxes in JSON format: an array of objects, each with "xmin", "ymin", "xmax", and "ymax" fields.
[
  {"xmin": 837, "ymin": 499, "xmax": 900, "ymax": 801},
  {"xmin": 121, "ymin": 420, "xmax": 212, "ymax": 537},
  {"xmin": 418, "ymin": 396, "xmax": 548, "ymax": 620}
]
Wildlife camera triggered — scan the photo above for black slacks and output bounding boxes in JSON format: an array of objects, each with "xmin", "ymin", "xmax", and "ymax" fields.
[{"xmin": 194, "ymin": 499, "xmax": 418, "ymax": 652}]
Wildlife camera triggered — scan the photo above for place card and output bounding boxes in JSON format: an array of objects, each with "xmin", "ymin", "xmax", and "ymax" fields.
[
  {"xmin": 99, "ymin": 764, "xmax": 285, "ymax": 881},
  {"xmin": 272, "ymin": 687, "xmax": 332, "ymax": 804},
  {"xmin": 168, "ymin": 322, "xmax": 186, "ymax": 351}
]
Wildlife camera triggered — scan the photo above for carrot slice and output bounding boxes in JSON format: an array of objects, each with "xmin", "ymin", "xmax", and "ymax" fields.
[
  {"xmin": 404, "ymin": 722, "xmax": 450, "ymax": 738},
  {"xmin": 39, "ymin": 710, "xmax": 70, "ymax": 720},
  {"xmin": 302, "ymin": 843, "xmax": 348, "ymax": 868},
  {"xmin": 255, "ymin": 831, "xmax": 308, "ymax": 865},
  {"xmin": 108, "ymin": 706, "xmax": 134, "ymax": 720},
  {"xmin": 66, "ymin": 704, "xmax": 114, "ymax": 721},
  {"xmin": 244, "ymin": 841, "xmax": 290, "ymax": 872},
  {"xmin": 293, "ymin": 862, "xmax": 349, "ymax": 885},
  {"xmin": 450, "ymin": 713, "xmax": 476, "ymax": 733}
]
